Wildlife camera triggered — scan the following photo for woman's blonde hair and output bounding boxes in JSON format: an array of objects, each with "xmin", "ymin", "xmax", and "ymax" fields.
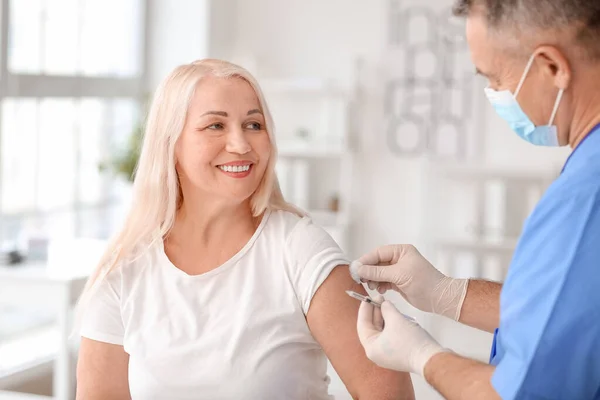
[{"xmin": 77, "ymin": 59, "xmax": 302, "ymax": 311}]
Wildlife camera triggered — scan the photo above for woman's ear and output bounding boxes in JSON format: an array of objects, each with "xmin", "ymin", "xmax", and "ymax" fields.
[{"xmin": 535, "ymin": 45, "xmax": 572, "ymax": 90}]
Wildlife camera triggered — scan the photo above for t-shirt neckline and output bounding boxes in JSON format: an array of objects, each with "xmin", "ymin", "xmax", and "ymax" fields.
[{"xmin": 158, "ymin": 209, "xmax": 272, "ymax": 279}]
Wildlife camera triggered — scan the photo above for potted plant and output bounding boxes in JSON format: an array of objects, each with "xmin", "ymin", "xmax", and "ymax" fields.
[{"xmin": 99, "ymin": 122, "xmax": 144, "ymax": 183}]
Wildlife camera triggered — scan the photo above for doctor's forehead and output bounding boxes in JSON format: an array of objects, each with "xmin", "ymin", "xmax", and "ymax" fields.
[{"xmin": 465, "ymin": 13, "xmax": 509, "ymax": 79}]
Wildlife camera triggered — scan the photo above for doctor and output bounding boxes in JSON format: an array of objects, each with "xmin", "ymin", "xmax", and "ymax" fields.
[{"xmin": 355, "ymin": 0, "xmax": 600, "ymax": 399}]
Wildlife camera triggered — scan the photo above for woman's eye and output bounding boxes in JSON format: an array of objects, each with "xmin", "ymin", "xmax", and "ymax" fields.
[
  {"xmin": 245, "ymin": 122, "xmax": 262, "ymax": 130},
  {"xmin": 207, "ymin": 123, "xmax": 224, "ymax": 130}
]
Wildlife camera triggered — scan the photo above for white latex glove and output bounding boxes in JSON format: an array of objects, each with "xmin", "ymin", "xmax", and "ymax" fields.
[
  {"xmin": 357, "ymin": 244, "xmax": 468, "ymax": 321},
  {"xmin": 357, "ymin": 298, "xmax": 449, "ymax": 375}
]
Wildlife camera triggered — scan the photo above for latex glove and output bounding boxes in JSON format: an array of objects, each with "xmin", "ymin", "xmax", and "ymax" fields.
[
  {"xmin": 356, "ymin": 244, "xmax": 468, "ymax": 321},
  {"xmin": 357, "ymin": 298, "xmax": 449, "ymax": 375}
]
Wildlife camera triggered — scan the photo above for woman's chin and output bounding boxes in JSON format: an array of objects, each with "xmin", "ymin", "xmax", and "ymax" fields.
[{"xmin": 218, "ymin": 188, "xmax": 260, "ymax": 206}]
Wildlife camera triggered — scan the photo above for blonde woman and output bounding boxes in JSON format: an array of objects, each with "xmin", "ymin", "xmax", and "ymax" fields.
[{"xmin": 75, "ymin": 59, "xmax": 414, "ymax": 400}]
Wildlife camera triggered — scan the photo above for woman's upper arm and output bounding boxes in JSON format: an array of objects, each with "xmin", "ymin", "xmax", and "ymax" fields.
[
  {"xmin": 76, "ymin": 269, "xmax": 129, "ymax": 399},
  {"xmin": 307, "ymin": 265, "xmax": 415, "ymax": 400},
  {"xmin": 77, "ymin": 337, "xmax": 130, "ymax": 400}
]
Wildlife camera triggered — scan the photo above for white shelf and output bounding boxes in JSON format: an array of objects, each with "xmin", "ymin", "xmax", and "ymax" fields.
[
  {"xmin": 263, "ymin": 73, "xmax": 356, "ymax": 254},
  {"xmin": 307, "ymin": 209, "xmax": 349, "ymax": 227},
  {"xmin": 425, "ymin": 160, "xmax": 560, "ymax": 182},
  {"xmin": 0, "ymin": 326, "xmax": 58, "ymax": 381},
  {"xmin": 432, "ymin": 237, "xmax": 518, "ymax": 254},
  {"xmin": 278, "ymin": 144, "xmax": 346, "ymax": 159},
  {"xmin": 259, "ymin": 77, "xmax": 347, "ymax": 96}
]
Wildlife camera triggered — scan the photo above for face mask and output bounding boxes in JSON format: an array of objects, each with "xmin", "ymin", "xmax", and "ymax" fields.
[{"xmin": 484, "ymin": 53, "xmax": 565, "ymax": 147}]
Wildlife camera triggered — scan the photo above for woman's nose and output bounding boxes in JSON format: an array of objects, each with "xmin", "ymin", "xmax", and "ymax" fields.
[{"xmin": 225, "ymin": 128, "xmax": 251, "ymax": 154}]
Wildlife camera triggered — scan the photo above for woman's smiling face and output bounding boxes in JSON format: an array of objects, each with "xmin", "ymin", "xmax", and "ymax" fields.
[{"xmin": 175, "ymin": 76, "xmax": 271, "ymax": 205}]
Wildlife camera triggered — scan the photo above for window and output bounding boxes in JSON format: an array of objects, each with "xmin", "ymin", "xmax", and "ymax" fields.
[
  {"xmin": 9, "ymin": 0, "xmax": 144, "ymax": 76},
  {"xmin": 1, "ymin": 98, "xmax": 140, "ymax": 241},
  {"xmin": 0, "ymin": 0, "xmax": 148, "ymax": 378},
  {"xmin": 0, "ymin": 0, "xmax": 147, "ymax": 247}
]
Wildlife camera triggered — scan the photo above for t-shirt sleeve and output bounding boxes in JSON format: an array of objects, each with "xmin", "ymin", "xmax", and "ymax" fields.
[
  {"xmin": 491, "ymin": 186, "xmax": 600, "ymax": 400},
  {"xmin": 79, "ymin": 268, "xmax": 125, "ymax": 346},
  {"xmin": 286, "ymin": 217, "xmax": 351, "ymax": 314}
]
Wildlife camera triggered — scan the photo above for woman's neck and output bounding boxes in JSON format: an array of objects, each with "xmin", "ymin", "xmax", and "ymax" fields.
[
  {"xmin": 169, "ymin": 200, "xmax": 258, "ymax": 248},
  {"xmin": 163, "ymin": 200, "xmax": 261, "ymax": 276}
]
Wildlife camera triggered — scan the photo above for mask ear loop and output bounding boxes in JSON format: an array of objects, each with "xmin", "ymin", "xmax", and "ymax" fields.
[
  {"xmin": 514, "ymin": 52, "xmax": 565, "ymax": 127},
  {"xmin": 514, "ymin": 54, "xmax": 537, "ymax": 98},
  {"xmin": 548, "ymin": 88, "xmax": 565, "ymax": 126}
]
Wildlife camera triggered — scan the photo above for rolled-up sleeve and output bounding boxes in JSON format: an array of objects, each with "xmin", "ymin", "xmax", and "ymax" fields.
[
  {"xmin": 79, "ymin": 268, "xmax": 124, "ymax": 345},
  {"xmin": 286, "ymin": 217, "xmax": 350, "ymax": 315}
]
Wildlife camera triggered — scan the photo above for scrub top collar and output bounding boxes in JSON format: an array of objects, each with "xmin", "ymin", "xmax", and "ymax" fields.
[{"xmin": 561, "ymin": 122, "xmax": 600, "ymax": 174}]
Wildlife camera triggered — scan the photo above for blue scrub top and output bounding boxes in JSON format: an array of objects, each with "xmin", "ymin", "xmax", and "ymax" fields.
[{"xmin": 490, "ymin": 124, "xmax": 600, "ymax": 400}]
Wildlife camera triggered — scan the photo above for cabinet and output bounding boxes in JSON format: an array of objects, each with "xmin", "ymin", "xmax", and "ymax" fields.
[
  {"xmin": 420, "ymin": 159, "xmax": 561, "ymax": 281},
  {"xmin": 259, "ymin": 78, "xmax": 356, "ymax": 252}
]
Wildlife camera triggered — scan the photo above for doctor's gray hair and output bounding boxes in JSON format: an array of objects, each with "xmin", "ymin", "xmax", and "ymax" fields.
[{"xmin": 453, "ymin": 0, "xmax": 600, "ymax": 60}]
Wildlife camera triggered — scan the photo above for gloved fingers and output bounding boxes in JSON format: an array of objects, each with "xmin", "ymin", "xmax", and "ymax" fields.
[
  {"xmin": 357, "ymin": 245, "xmax": 399, "ymax": 266},
  {"xmin": 380, "ymin": 300, "xmax": 412, "ymax": 327},
  {"xmin": 369, "ymin": 281, "xmax": 395, "ymax": 293},
  {"xmin": 381, "ymin": 301, "xmax": 423, "ymax": 332},
  {"xmin": 358, "ymin": 262, "xmax": 404, "ymax": 285},
  {"xmin": 357, "ymin": 300, "xmax": 382, "ymax": 344},
  {"xmin": 377, "ymin": 282, "xmax": 394, "ymax": 294},
  {"xmin": 372, "ymin": 295, "xmax": 385, "ymax": 330}
]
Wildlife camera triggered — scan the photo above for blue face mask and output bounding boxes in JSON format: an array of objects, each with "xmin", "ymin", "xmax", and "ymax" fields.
[{"xmin": 484, "ymin": 54, "xmax": 565, "ymax": 147}]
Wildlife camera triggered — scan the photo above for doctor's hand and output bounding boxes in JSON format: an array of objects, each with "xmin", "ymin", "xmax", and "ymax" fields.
[
  {"xmin": 357, "ymin": 299, "xmax": 449, "ymax": 376},
  {"xmin": 356, "ymin": 245, "xmax": 468, "ymax": 320}
]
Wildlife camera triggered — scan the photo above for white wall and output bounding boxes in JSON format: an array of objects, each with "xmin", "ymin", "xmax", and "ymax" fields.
[
  {"xmin": 146, "ymin": 0, "xmax": 210, "ymax": 90},
  {"xmin": 207, "ymin": 0, "xmax": 239, "ymax": 61},
  {"xmin": 145, "ymin": 0, "xmax": 246, "ymax": 89},
  {"xmin": 232, "ymin": 0, "xmax": 386, "ymax": 87}
]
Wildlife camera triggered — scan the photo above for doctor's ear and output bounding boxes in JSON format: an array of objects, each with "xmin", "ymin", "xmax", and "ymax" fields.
[{"xmin": 534, "ymin": 46, "xmax": 572, "ymax": 90}]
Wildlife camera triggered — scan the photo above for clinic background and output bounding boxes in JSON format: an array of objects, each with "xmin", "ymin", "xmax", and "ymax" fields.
[{"xmin": 0, "ymin": 0, "xmax": 573, "ymax": 399}]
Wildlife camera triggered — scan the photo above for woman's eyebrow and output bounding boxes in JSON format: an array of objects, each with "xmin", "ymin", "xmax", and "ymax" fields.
[
  {"xmin": 200, "ymin": 110, "xmax": 228, "ymax": 117},
  {"xmin": 199, "ymin": 110, "xmax": 262, "ymax": 117}
]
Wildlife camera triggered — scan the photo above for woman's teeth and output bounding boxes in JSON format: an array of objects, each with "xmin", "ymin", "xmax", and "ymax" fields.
[{"xmin": 218, "ymin": 165, "xmax": 251, "ymax": 173}]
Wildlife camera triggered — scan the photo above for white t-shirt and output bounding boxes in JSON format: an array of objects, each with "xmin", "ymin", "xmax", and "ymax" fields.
[{"xmin": 80, "ymin": 209, "xmax": 350, "ymax": 400}]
